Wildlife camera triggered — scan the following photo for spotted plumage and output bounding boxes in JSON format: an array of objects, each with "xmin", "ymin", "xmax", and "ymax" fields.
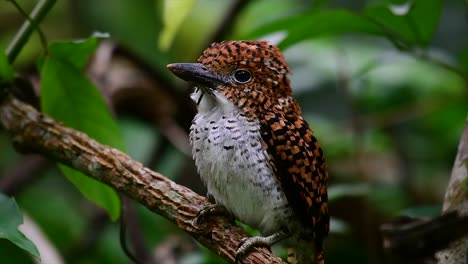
[{"xmin": 168, "ymin": 40, "xmax": 329, "ymax": 264}]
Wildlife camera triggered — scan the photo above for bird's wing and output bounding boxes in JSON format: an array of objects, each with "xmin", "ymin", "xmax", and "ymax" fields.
[{"xmin": 260, "ymin": 111, "xmax": 329, "ymax": 240}]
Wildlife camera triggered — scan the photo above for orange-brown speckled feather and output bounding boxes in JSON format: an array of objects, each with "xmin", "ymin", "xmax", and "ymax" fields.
[{"xmin": 261, "ymin": 110, "xmax": 329, "ymax": 251}]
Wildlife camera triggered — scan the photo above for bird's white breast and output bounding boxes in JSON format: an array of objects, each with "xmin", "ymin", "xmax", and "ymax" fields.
[{"xmin": 189, "ymin": 89, "xmax": 292, "ymax": 235}]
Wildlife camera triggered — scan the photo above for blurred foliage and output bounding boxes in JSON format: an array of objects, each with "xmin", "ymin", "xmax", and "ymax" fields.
[
  {"xmin": 0, "ymin": 0, "xmax": 467, "ymax": 263},
  {"xmin": 159, "ymin": 0, "xmax": 195, "ymax": 51}
]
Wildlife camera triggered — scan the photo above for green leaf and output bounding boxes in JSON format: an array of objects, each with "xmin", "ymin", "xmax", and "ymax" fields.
[
  {"xmin": 365, "ymin": 0, "xmax": 442, "ymax": 46},
  {"xmin": 409, "ymin": 0, "xmax": 442, "ymax": 44},
  {"xmin": 244, "ymin": 1, "xmax": 442, "ymax": 49},
  {"xmin": 159, "ymin": 0, "xmax": 195, "ymax": 51},
  {"xmin": 243, "ymin": 10, "xmax": 385, "ymax": 50},
  {"xmin": 365, "ymin": 3, "xmax": 417, "ymax": 44},
  {"xmin": 48, "ymin": 37, "xmax": 99, "ymax": 69},
  {"xmin": 41, "ymin": 59, "xmax": 125, "ymax": 150},
  {"xmin": 0, "ymin": 193, "xmax": 40, "ymax": 259},
  {"xmin": 0, "ymin": 49, "xmax": 14, "ymax": 82},
  {"xmin": 40, "ymin": 39, "xmax": 124, "ymax": 221}
]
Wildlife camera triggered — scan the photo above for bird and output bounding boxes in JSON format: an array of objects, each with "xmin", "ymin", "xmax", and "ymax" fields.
[{"xmin": 167, "ymin": 40, "xmax": 329, "ymax": 264}]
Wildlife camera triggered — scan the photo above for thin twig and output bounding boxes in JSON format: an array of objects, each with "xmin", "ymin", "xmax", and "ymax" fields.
[
  {"xmin": 120, "ymin": 195, "xmax": 156, "ymax": 264},
  {"xmin": 6, "ymin": 0, "xmax": 55, "ymax": 63},
  {"xmin": 120, "ymin": 195, "xmax": 147, "ymax": 264}
]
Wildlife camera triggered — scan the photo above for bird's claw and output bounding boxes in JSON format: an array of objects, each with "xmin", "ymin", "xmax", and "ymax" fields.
[
  {"xmin": 192, "ymin": 204, "xmax": 228, "ymax": 227},
  {"xmin": 234, "ymin": 236, "xmax": 271, "ymax": 263},
  {"xmin": 234, "ymin": 231, "xmax": 290, "ymax": 263}
]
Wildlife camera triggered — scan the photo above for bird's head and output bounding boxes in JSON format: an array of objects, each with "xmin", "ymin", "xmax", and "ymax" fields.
[{"xmin": 168, "ymin": 40, "xmax": 294, "ymax": 116}]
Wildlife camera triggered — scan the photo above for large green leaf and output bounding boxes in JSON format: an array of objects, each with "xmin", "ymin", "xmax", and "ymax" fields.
[
  {"xmin": 243, "ymin": 10, "xmax": 385, "ymax": 50},
  {"xmin": 409, "ymin": 0, "xmax": 443, "ymax": 45},
  {"xmin": 364, "ymin": 4, "xmax": 416, "ymax": 44},
  {"xmin": 244, "ymin": 0, "xmax": 442, "ymax": 49},
  {"xmin": 40, "ymin": 38, "xmax": 124, "ymax": 221},
  {"xmin": 365, "ymin": 0, "xmax": 443, "ymax": 46},
  {"xmin": 47, "ymin": 38, "xmax": 99, "ymax": 69},
  {"xmin": 0, "ymin": 193, "xmax": 40, "ymax": 259}
]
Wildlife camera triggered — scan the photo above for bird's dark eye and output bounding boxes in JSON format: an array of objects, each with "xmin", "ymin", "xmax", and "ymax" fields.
[{"xmin": 233, "ymin": 69, "xmax": 252, "ymax": 84}]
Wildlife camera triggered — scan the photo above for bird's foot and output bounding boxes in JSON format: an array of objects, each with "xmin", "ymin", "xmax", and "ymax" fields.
[
  {"xmin": 235, "ymin": 231, "xmax": 290, "ymax": 263},
  {"xmin": 192, "ymin": 204, "xmax": 229, "ymax": 227}
]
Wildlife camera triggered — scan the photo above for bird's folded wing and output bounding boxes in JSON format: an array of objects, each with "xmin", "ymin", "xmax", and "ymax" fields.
[{"xmin": 260, "ymin": 111, "xmax": 329, "ymax": 239}]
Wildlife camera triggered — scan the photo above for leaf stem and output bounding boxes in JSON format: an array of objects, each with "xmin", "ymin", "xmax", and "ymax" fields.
[{"xmin": 6, "ymin": 0, "xmax": 56, "ymax": 64}]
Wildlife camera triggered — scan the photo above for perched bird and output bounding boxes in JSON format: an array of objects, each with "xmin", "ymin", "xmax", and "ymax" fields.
[{"xmin": 167, "ymin": 40, "xmax": 329, "ymax": 264}]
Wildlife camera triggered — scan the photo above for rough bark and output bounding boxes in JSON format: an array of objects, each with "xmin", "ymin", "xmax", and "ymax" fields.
[
  {"xmin": 0, "ymin": 96, "xmax": 285, "ymax": 264},
  {"xmin": 437, "ymin": 114, "xmax": 468, "ymax": 264}
]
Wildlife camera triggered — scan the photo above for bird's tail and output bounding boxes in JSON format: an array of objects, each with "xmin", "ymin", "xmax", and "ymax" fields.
[{"xmin": 286, "ymin": 239, "xmax": 324, "ymax": 264}]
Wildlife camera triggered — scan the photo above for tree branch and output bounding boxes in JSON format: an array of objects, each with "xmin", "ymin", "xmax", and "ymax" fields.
[
  {"xmin": 6, "ymin": 0, "xmax": 55, "ymax": 63},
  {"xmin": 0, "ymin": 96, "xmax": 285, "ymax": 264},
  {"xmin": 436, "ymin": 114, "xmax": 468, "ymax": 264}
]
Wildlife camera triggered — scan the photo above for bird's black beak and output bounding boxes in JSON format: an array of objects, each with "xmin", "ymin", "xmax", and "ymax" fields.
[{"xmin": 167, "ymin": 63, "xmax": 222, "ymax": 87}]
